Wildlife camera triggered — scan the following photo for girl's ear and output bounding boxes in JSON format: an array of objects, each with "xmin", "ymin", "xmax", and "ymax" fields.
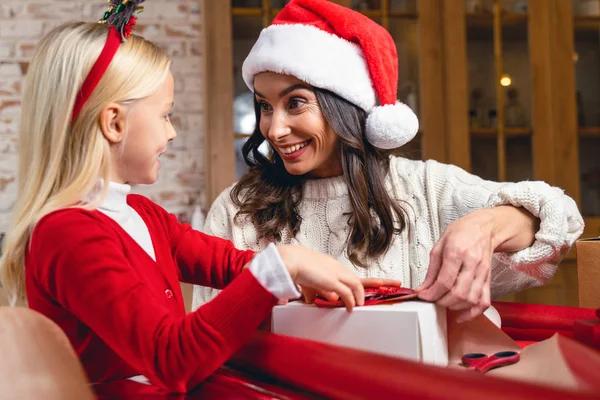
[{"xmin": 99, "ymin": 103, "xmax": 127, "ymax": 144}]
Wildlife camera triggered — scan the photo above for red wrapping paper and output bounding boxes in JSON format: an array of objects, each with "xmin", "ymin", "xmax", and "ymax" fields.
[
  {"xmin": 229, "ymin": 332, "xmax": 600, "ymax": 400},
  {"xmin": 502, "ymin": 327, "xmax": 572, "ymax": 342},
  {"xmin": 573, "ymin": 319, "xmax": 600, "ymax": 350},
  {"xmin": 493, "ymin": 301, "xmax": 597, "ymax": 331}
]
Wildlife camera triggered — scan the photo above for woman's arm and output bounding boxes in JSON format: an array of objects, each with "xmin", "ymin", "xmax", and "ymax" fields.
[{"xmin": 406, "ymin": 159, "xmax": 583, "ymax": 321}]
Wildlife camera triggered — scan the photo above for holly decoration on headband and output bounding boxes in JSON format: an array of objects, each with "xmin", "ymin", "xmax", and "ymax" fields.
[{"xmin": 99, "ymin": 0, "xmax": 145, "ymax": 41}]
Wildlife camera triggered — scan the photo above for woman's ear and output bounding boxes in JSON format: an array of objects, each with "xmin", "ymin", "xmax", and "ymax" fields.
[{"xmin": 99, "ymin": 103, "xmax": 127, "ymax": 144}]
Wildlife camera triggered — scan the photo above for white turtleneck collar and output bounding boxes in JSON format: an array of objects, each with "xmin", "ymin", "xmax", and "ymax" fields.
[
  {"xmin": 96, "ymin": 181, "xmax": 156, "ymax": 261},
  {"xmin": 98, "ymin": 181, "xmax": 131, "ymax": 213}
]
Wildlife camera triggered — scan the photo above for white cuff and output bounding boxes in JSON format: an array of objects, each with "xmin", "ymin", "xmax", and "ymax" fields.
[
  {"xmin": 486, "ymin": 181, "xmax": 584, "ymax": 283},
  {"xmin": 248, "ymin": 243, "xmax": 301, "ymax": 300}
]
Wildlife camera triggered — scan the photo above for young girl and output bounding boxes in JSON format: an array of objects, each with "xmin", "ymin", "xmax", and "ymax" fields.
[{"xmin": 0, "ymin": 15, "xmax": 365, "ymax": 393}]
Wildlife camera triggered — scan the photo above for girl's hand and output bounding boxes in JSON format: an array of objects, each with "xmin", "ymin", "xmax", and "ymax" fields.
[
  {"xmin": 301, "ymin": 277, "xmax": 402, "ymax": 307},
  {"xmin": 277, "ymin": 245, "xmax": 364, "ymax": 312}
]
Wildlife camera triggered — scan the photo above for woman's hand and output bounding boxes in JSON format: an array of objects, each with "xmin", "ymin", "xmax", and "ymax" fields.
[
  {"xmin": 416, "ymin": 209, "xmax": 494, "ymax": 322},
  {"xmin": 416, "ymin": 206, "xmax": 537, "ymax": 322},
  {"xmin": 277, "ymin": 245, "xmax": 365, "ymax": 312}
]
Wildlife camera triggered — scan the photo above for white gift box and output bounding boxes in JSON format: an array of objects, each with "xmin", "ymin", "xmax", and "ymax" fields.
[{"xmin": 272, "ymin": 301, "xmax": 448, "ymax": 367}]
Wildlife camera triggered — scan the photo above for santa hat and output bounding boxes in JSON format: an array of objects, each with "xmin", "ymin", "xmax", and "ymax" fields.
[{"xmin": 242, "ymin": 0, "xmax": 419, "ymax": 149}]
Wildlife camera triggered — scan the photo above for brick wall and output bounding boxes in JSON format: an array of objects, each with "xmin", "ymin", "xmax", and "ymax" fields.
[
  {"xmin": 0, "ymin": 0, "xmax": 206, "ymax": 234},
  {"xmin": 0, "ymin": 1, "xmax": 206, "ymax": 307}
]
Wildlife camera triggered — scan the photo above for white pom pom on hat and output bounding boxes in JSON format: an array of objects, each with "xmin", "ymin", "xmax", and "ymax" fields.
[
  {"xmin": 366, "ymin": 102, "xmax": 420, "ymax": 149},
  {"xmin": 242, "ymin": 0, "xmax": 419, "ymax": 149}
]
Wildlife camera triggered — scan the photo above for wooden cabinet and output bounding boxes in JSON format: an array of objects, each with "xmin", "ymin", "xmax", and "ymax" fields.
[{"xmin": 201, "ymin": 0, "xmax": 600, "ymax": 306}]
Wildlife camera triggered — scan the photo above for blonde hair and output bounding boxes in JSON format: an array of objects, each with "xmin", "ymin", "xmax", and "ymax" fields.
[{"xmin": 0, "ymin": 22, "xmax": 171, "ymax": 305}]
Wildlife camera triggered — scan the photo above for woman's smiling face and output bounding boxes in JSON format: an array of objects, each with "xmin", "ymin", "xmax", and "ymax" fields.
[{"xmin": 254, "ymin": 72, "xmax": 342, "ymax": 178}]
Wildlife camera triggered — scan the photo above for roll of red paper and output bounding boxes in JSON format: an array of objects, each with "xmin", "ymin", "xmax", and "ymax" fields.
[
  {"xmin": 502, "ymin": 327, "xmax": 572, "ymax": 342},
  {"xmin": 492, "ymin": 301, "xmax": 597, "ymax": 331},
  {"xmin": 573, "ymin": 319, "xmax": 600, "ymax": 350}
]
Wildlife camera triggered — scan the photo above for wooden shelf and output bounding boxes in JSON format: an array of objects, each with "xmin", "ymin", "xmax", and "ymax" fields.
[
  {"xmin": 470, "ymin": 127, "xmax": 532, "ymax": 137},
  {"xmin": 466, "ymin": 12, "xmax": 529, "ymax": 41},
  {"xmin": 582, "ymin": 217, "xmax": 600, "ymax": 238},
  {"xmin": 231, "ymin": 7, "xmax": 262, "ymax": 16},
  {"xmin": 574, "ymin": 15, "xmax": 600, "ymax": 23},
  {"xmin": 574, "ymin": 15, "xmax": 600, "ymax": 41},
  {"xmin": 466, "ymin": 12, "xmax": 529, "ymax": 24},
  {"xmin": 389, "ymin": 11, "xmax": 418, "ymax": 19},
  {"xmin": 580, "ymin": 127, "xmax": 600, "ymax": 137},
  {"xmin": 357, "ymin": 10, "xmax": 417, "ymax": 19}
]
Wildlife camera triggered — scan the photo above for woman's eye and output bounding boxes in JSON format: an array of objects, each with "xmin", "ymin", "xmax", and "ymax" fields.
[
  {"xmin": 289, "ymin": 98, "xmax": 303, "ymax": 109},
  {"xmin": 259, "ymin": 101, "xmax": 272, "ymax": 112}
]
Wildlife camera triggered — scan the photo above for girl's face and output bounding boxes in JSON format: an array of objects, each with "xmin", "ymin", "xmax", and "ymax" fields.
[
  {"xmin": 110, "ymin": 71, "xmax": 176, "ymax": 185},
  {"xmin": 254, "ymin": 72, "xmax": 342, "ymax": 178}
]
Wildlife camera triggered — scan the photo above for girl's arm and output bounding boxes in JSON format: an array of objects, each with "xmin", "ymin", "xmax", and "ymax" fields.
[{"xmin": 30, "ymin": 210, "xmax": 277, "ymax": 393}]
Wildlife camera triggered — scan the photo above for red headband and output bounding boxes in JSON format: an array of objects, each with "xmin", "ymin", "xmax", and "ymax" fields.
[{"xmin": 71, "ymin": 0, "xmax": 144, "ymax": 121}]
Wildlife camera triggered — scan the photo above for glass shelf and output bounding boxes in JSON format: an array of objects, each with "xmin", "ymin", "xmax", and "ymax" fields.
[
  {"xmin": 466, "ymin": 0, "xmax": 532, "ymax": 182},
  {"xmin": 574, "ymin": 9, "xmax": 600, "ymax": 216}
]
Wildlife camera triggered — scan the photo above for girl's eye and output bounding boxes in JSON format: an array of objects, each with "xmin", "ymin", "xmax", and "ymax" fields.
[{"xmin": 165, "ymin": 112, "xmax": 173, "ymax": 121}]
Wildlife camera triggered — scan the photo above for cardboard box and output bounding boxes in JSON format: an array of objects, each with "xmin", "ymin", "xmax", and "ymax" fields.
[
  {"xmin": 576, "ymin": 238, "xmax": 600, "ymax": 308},
  {"xmin": 272, "ymin": 301, "xmax": 448, "ymax": 367}
]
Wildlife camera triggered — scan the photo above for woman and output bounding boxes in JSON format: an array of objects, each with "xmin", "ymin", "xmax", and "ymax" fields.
[{"xmin": 193, "ymin": 0, "xmax": 583, "ymax": 322}]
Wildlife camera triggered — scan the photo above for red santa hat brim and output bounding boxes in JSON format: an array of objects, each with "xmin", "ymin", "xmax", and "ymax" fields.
[{"xmin": 242, "ymin": 24, "xmax": 376, "ymax": 112}]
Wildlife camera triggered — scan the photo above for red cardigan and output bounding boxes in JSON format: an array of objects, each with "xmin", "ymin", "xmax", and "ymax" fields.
[{"xmin": 25, "ymin": 194, "xmax": 277, "ymax": 392}]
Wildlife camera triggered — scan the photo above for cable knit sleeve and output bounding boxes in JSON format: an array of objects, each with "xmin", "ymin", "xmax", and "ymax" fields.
[
  {"xmin": 424, "ymin": 160, "xmax": 584, "ymax": 298},
  {"xmin": 193, "ymin": 187, "xmax": 240, "ymax": 310},
  {"xmin": 204, "ymin": 187, "xmax": 237, "ymax": 241}
]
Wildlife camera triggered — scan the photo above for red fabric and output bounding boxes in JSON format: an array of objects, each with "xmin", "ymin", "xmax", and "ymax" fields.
[
  {"xmin": 72, "ymin": 26, "xmax": 121, "ymax": 121},
  {"xmin": 26, "ymin": 194, "xmax": 277, "ymax": 393},
  {"xmin": 502, "ymin": 327, "xmax": 572, "ymax": 342},
  {"xmin": 493, "ymin": 301, "xmax": 597, "ymax": 331},
  {"xmin": 94, "ymin": 367, "xmax": 313, "ymax": 399},
  {"xmin": 273, "ymin": 0, "xmax": 398, "ymax": 106},
  {"xmin": 573, "ymin": 320, "xmax": 600, "ymax": 349},
  {"xmin": 229, "ymin": 332, "xmax": 600, "ymax": 400}
]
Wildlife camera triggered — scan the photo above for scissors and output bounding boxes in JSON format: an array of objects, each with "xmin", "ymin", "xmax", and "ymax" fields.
[{"xmin": 461, "ymin": 351, "xmax": 520, "ymax": 373}]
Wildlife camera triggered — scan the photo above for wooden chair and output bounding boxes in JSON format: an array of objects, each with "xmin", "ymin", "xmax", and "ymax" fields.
[{"xmin": 0, "ymin": 307, "xmax": 94, "ymax": 400}]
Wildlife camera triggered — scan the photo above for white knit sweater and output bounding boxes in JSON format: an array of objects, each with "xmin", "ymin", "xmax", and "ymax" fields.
[{"xmin": 192, "ymin": 157, "xmax": 584, "ymax": 310}]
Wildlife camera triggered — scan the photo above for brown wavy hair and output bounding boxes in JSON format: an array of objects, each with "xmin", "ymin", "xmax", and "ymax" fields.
[{"xmin": 231, "ymin": 87, "xmax": 408, "ymax": 267}]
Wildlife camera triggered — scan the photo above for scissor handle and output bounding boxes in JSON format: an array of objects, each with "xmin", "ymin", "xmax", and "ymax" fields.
[
  {"xmin": 462, "ymin": 353, "xmax": 487, "ymax": 359},
  {"xmin": 479, "ymin": 351, "xmax": 520, "ymax": 373},
  {"xmin": 462, "ymin": 351, "xmax": 520, "ymax": 372},
  {"xmin": 461, "ymin": 353, "xmax": 488, "ymax": 370},
  {"xmin": 493, "ymin": 351, "xmax": 518, "ymax": 358}
]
